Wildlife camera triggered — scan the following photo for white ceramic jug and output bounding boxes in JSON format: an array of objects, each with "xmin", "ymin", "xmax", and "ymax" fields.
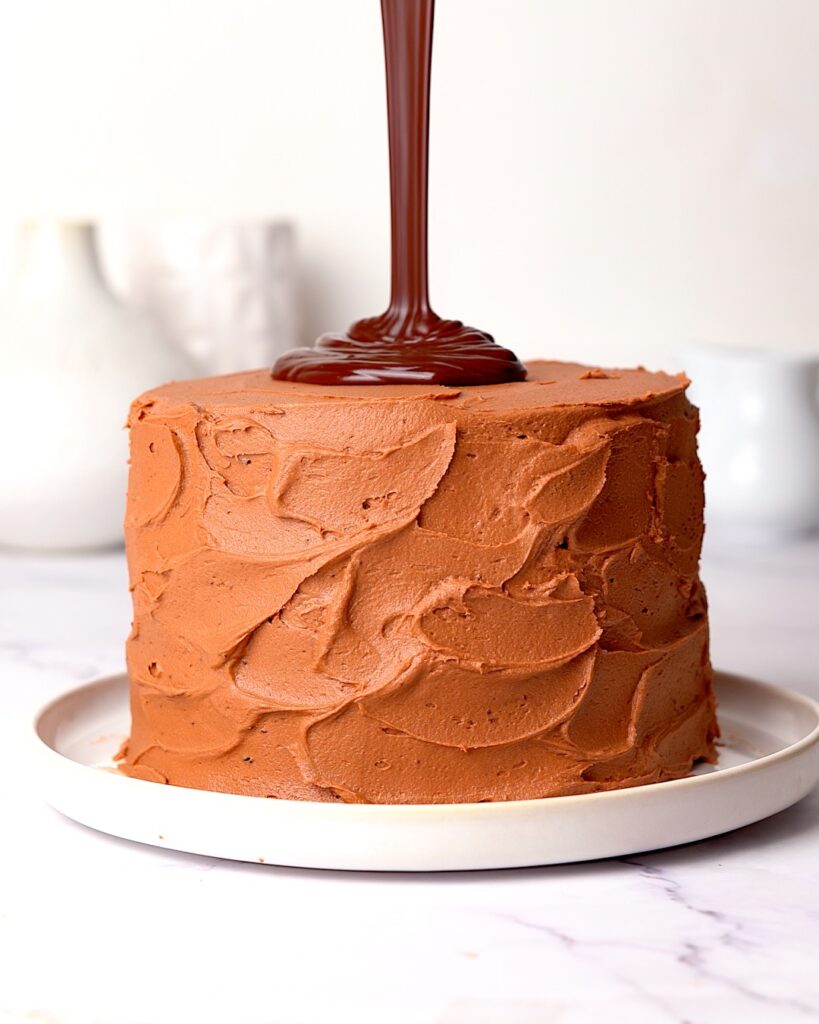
[
  {"xmin": 0, "ymin": 221, "xmax": 197, "ymax": 550},
  {"xmin": 682, "ymin": 343, "xmax": 819, "ymax": 539}
]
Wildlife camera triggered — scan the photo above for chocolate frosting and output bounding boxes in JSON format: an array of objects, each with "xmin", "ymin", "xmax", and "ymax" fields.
[{"xmin": 120, "ymin": 361, "xmax": 717, "ymax": 802}]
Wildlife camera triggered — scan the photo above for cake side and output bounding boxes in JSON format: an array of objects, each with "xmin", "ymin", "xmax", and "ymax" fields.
[{"xmin": 119, "ymin": 361, "xmax": 718, "ymax": 802}]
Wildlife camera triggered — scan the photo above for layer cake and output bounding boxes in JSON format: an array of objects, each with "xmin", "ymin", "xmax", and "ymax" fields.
[{"xmin": 119, "ymin": 360, "xmax": 718, "ymax": 802}]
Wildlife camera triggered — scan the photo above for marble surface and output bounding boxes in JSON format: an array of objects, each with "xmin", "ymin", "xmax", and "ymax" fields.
[{"xmin": 0, "ymin": 538, "xmax": 817, "ymax": 1024}]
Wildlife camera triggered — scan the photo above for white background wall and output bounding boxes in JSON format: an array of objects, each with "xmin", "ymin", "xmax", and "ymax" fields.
[{"xmin": 1, "ymin": 0, "xmax": 818, "ymax": 368}]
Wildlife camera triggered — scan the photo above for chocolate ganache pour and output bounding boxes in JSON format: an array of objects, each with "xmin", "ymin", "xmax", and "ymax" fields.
[{"xmin": 272, "ymin": 0, "xmax": 526, "ymax": 386}]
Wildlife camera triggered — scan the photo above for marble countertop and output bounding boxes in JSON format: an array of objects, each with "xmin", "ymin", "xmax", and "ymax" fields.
[{"xmin": 1, "ymin": 538, "xmax": 818, "ymax": 1024}]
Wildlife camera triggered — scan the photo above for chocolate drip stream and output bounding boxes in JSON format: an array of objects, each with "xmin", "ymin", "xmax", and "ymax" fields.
[{"xmin": 273, "ymin": 0, "xmax": 525, "ymax": 386}]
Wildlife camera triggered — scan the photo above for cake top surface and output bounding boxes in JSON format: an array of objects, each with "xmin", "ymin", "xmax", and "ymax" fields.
[{"xmin": 137, "ymin": 360, "xmax": 687, "ymax": 414}]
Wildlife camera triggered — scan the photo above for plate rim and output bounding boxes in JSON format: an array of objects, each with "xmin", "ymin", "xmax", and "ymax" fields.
[{"xmin": 31, "ymin": 669, "xmax": 819, "ymax": 817}]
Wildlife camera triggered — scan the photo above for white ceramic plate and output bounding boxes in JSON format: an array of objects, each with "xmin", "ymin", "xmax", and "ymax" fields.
[{"xmin": 32, "ymin": 671, "xmax": 819, "ymax": 871}]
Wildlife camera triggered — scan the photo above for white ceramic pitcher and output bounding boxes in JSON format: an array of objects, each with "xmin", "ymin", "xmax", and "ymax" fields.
[
  {"xmin": 681, "ymin": 343, "xmax": 819, "ymax": 539},
  {"xmin": 0, "ymin": 221, "xmax": 197, "ymax": 550}
]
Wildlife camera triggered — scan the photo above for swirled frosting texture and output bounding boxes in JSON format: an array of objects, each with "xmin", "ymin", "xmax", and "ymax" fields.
[{"xmin": 120, "ymin": 361, "xmax": 717, "ymax": 802}]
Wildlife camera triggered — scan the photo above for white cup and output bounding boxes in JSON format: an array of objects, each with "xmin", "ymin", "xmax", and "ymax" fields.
[{"xmin": 680, "ymin": 342, "xmax": 819, "ymax": 540}]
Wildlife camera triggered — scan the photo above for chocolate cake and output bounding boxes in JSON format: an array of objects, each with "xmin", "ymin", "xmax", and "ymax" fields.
[
  {"xmin": 119, "ymin": 0, "xmax": 717, "ymax": 803},
  {"xmin": 119, "ymin": 360, "xmax": 718, "ymax": 802}
]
